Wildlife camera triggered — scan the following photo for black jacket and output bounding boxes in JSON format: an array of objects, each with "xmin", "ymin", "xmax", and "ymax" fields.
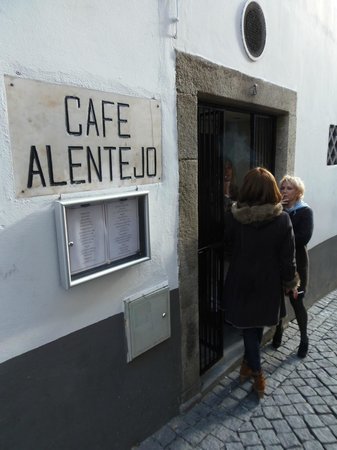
[
  {"xmin": 223, "ymin": 202, "xmax": 299, "ymax": 328},
  {"xmin": 287, "ymin": 205, "xmax": 314, "ymax": 292}
]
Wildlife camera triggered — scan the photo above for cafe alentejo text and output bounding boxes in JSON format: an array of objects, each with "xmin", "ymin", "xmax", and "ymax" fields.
[{"xmin": 27, "ymin": 96, "xmax": 158, "ymax": 189}]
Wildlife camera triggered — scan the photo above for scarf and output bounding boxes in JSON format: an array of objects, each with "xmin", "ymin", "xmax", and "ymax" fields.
[{"xmin": 285, "ymin": 199, "xmax": 309, "ymax": 214}]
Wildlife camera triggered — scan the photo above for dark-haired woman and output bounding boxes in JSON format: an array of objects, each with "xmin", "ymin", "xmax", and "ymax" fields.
[{"xmin": 223, "ymin": 167, "xmax": 299, "ymax": 399}]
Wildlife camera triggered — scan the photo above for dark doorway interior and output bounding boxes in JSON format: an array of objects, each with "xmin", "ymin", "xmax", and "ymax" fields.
[{"xmin": 198, "ymin": 103, "xmax": 276, "ymax": 374}]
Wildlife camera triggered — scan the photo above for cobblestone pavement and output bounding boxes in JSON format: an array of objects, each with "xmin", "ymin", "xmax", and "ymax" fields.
[{"xmin": 135, "ymin": 290, "xmax": 337, "ymax": 449}]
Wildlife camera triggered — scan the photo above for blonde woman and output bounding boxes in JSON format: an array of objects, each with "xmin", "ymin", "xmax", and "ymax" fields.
[{"xmin": 272, "ymin": 175, "xmax": 314, "ymax": 358}]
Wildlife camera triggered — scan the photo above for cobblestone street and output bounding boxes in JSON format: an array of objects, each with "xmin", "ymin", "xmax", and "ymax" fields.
[{"xmin": 136, "ymin": 290, "xmax": 337, "ymax": 449}]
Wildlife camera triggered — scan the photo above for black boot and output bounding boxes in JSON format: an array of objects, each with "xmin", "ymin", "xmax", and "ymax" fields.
[
  {"xmin": 290, "ymin": 293, "xmax": 309, "ymax": 358},
  {"xmin": 297, "ymin": 338, "xmax": 309, "ymax": 358},
  {"xmin": 272, "ymin": 323, "xmax": 283, "ymax": 349}
]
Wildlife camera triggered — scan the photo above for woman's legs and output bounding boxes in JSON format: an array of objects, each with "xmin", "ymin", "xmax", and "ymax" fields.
[
  {"xmin": 242, "ymin": 327, "xmax": 265, "ymax": 398},
  {"xmin": 289, "ymin": 293, "xmax": 308, "ymax": 341},
  {"xmin": 290, "ymin": 292, "xmax": 309, "ymax": 357},
  {"xmin": 272, "ymin": 293, "xmax": 309, "ymax": 357},
  {"xmin": 272, "ymin": 320, "xmax": 283, "ymax": 349},
  {"xmin": 242, "ymin": 327, "xmax": 264, "ymax": 372}
]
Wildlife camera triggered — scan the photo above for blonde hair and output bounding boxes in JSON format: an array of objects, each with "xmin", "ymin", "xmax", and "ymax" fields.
[{"xmin": 280, "ymin": 175, "xmax": 305, "ymax": 199}]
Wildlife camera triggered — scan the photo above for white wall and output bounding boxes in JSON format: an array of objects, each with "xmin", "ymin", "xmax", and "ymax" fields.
[
  {"xmin": 0, "ymin": 0, "xmax": 179, "ymax": 363},
  {"xmin": 1, "ymin": 0, "xmax": 336, "ymax": 364},
  {"xmin": 176, "ymin": 0, "xmax": 337, "ymax": 247}
]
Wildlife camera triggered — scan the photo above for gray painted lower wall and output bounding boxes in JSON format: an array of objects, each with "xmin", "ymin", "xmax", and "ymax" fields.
[
  {"xmin": 282, "ymin": 236, "xmax": 337, "ymax": 322},
  {"xmin": 306, "ymin": 235, "xmax": 337, "ymax": 308},
  {"xmin": 0, "ymin": 237, "xmax": 335, "ymax": 450},
  {"xmin": 0, "ymin": 289, "xmax": 181, "ymax": 450}
]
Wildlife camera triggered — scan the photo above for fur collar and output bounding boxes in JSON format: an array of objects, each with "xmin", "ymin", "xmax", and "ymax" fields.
[{"xmin": 232, "ymin": 202, "xmax": 283, "ymax": 225}]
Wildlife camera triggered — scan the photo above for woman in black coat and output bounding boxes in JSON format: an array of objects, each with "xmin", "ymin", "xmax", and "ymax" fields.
[
  {"xmin": 272, "ymin": 175, "xmax": 314, "ymax": 358},
  {"xmin": 223, "ymin": 167, "xmax": 299, "ymax": 398}
]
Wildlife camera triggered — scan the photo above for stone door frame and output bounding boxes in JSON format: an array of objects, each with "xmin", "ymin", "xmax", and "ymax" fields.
[{"xmin": 176, "ymin": 51, "xmax": 297, "ymax": 404}]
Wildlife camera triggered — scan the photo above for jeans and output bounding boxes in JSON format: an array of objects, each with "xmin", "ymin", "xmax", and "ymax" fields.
[{"xmin": 242, "ymin": 327, "xmax": 264, "ymax": 372}]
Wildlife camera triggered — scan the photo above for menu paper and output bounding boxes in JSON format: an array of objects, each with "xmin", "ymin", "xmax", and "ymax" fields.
[
  {"xmin": 106, "ymin": 198, "xmax": 140, "ymax": 262},
  {"xmin": 65, "ymin": 197, "xmax": 142, "ymax": 275},
  {"xmin": 67, "ymin": 204, "xmax": 107, "ymax": 274}
]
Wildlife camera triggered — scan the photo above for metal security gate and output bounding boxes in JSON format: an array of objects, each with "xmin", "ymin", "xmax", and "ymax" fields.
[
  {"xmin": 252, "ymin": 114, "xmax": 276, "ymax": 171},
  {"xmin": 198, "ymin": 106, "xmax": 225, "ymax": 373},
  {"xmin": 198, "ymin": 104, "xmax": 275, "ymax": 374}
]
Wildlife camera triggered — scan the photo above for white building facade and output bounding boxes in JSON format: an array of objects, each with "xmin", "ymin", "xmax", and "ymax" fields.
[{"xmin": 0, "ymin": 1, "xmax": 336, "ymax": 448}]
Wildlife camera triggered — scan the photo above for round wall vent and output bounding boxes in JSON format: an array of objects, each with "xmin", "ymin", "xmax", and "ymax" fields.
[{"xmin": 241, "ymin": 0, "xmax": 266, "ymax": 61}]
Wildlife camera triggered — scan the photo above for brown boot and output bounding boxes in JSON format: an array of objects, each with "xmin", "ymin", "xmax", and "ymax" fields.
[
  {"xmin": 239, "ymin": 359, "xmax": 253, "ymax": 383},
  {"xmin": 252, "ymin": 370, "xmax": 265, "ymax": 399}
]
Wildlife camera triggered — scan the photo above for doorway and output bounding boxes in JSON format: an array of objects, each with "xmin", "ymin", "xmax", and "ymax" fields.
[
  {"xmin": 176, "ymin": 51, "xmax": 296, "ymax": 403},
  {"xmin": 198, "ymin": 103, "xmax": 276, "ymax": 374}
]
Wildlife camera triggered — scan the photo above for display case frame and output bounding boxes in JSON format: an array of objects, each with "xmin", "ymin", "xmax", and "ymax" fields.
[{"xmin": 55, "ymin": 191, "xmax": 150, "ymax": 289}]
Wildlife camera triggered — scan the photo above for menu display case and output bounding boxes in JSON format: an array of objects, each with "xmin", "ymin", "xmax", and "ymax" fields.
[{"xmin": 55, "ymin": 191, "xmax": 150, "ymax": 289}]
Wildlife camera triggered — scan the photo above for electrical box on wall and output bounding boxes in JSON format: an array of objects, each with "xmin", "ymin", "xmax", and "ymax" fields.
[
  {"xmin": 55, "ymin": 191, "xmax": 150, "ymax": 289},
  {"xmin": 124, "ymin": 284, "xmax": 171, "ymax": 362}
]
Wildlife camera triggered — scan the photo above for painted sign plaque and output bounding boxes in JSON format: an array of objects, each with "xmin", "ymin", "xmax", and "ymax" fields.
[{"xmin": 5, "ymin": 76, "xmax": 162, "ymax": 197}]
